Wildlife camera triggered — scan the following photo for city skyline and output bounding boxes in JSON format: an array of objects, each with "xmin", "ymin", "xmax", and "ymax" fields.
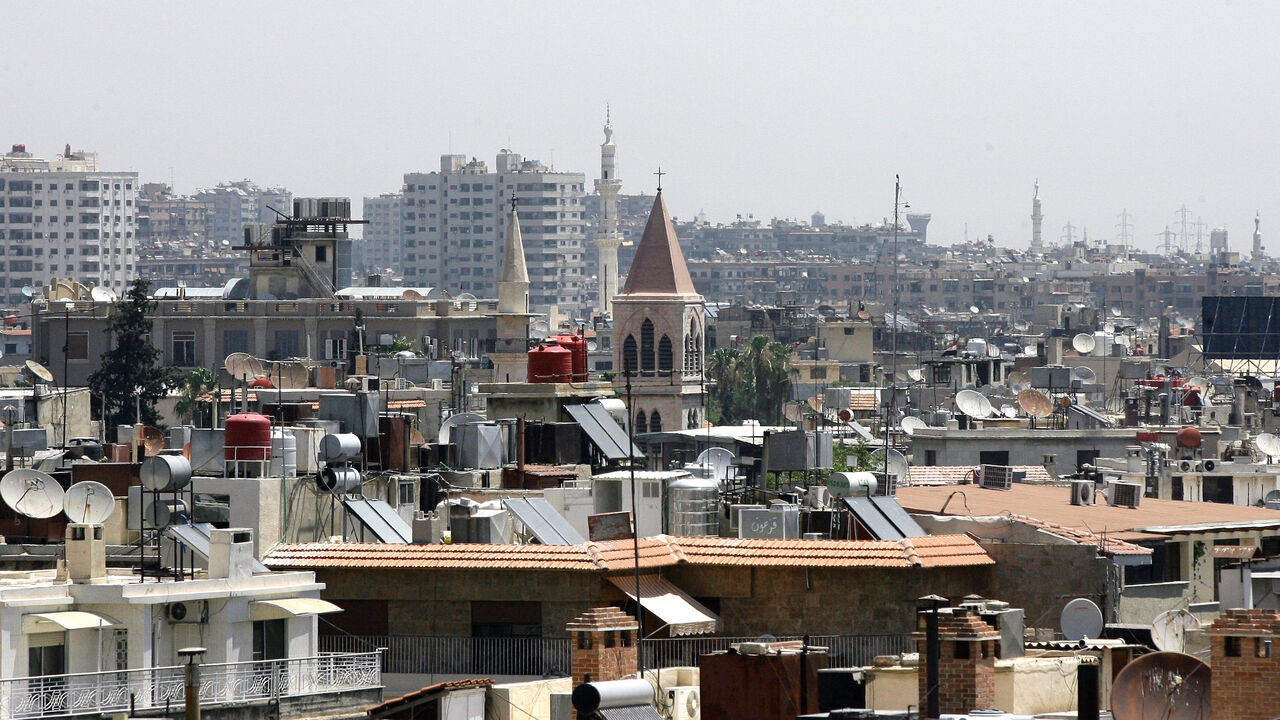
[{"xmin": 5, "ymin": 2, "xmax": 1278, "ymax": 251}]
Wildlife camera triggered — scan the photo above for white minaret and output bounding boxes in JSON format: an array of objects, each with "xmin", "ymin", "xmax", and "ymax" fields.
[
  {"xmin": 1030, "ymin": 179, "xmax": 1043, "ymax": 252},
  {"xmin": 492, "ymin": 196, "xmax": 532, "ymax": 382},
  {"xmin": 1254, "ymin": 211, "xmax": 1265, "ymax": 262},
  {"xmin": 594, "ymin": 110, "xmax": 623, "ymax": 315}
]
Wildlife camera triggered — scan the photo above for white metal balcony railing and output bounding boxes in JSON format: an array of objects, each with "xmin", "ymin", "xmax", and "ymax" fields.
[{"xmin": 0, "ymin": 652, "xmax": 381, "ymax": 720}]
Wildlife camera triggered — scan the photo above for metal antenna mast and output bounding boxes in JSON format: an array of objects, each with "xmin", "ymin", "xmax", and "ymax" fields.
[
  {"xmin": 1060, "ymin": 221, "xmax": 1076, "ymax": 245},
  {"xmin": 1176, "ymin": 204, "xmax": 1194, "ymax": 253},
  {"xmin": 1158, "ymin": 226, "xmax": 1177, "ymax": 256},
  {"xmin": 1116, "ymin": 209, "xmax": 1133, "ymax": 248},
  {"xmin": 885, "ymin": 176, "xmax": 903, "ymax": 482}
]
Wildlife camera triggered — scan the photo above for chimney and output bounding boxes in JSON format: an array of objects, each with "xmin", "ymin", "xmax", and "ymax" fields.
[
  {"xmin": 568, "ymin": 606, "xmax": 638, "ymax": 690},
  {"xmin": 65, "ymin": 523, "xmax": 107, "ymax": 582},
  {"xmin": 916, "ymin": 607, "xmax": 1000, "ymax": 718},
  {"xmin": 208, "ymin": 528, "xmax": 255, "ymax": 580},
  {"xmin": 1207, "ymin": 608, "xmax": 1280, "ymax": 720}
]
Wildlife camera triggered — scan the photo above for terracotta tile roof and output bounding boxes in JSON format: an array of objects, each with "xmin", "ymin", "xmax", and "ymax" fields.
[
  {"xmin": 1206, "ymin": 608, "xmax": 1280, "ymax": 636},
  {"xmin": 897, "ymin": 483, "xmax": 1280, "ymax": 541},
  {"xmin": 905, "ymin": 465, "xmax": 1052, "ymax": 485},
  {"xmin": 566, "ymin": 606, "xmax": 639, "ymax": 632},
  {"xmin": 1007, "ymin": 514, "xmax": 1151, "ymax": 556},
  {"xmin": 264, "ymin": 534, "xmax": 992, "ymax": 571},
  {"xmin": 367, "ymin": 678, "xmax": 492, "ymax": 718},
  {"xmin": 619, "ymin": 192, "xmax": 698, "ymax": 296},
  {"xmin": 848, "ymin": 391, "xmax": 878, "ymax": 411}
]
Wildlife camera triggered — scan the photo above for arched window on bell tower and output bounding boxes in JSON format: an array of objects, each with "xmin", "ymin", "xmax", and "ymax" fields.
[
  {"xmin": 649, "ymin": 410, "xmax": 663, "ymax": 433},
  {"xmin": 658, "ymin": 335, "xmax": 673, "ymax": 372},
  {"xmin": 635, "ymin": 410, "xmax": 648, "ymax": 434},
  {"xmin": 640, "ymin": 319, "xmax": 655, "ymax": 372},
  {"xmin": 622, "ymin": 335, "xmax": 638, "ymax": 373}
]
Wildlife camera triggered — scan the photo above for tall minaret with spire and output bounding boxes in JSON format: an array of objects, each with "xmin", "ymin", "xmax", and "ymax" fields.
[
  {"xmin": 594, "ymin": 108, "xmax": 623, "ymax": 315},
  {"xmin": 1030, "ymin": 180, "xmax": 1044, "ymax": 252},
  {"xmin": 492, "ymin": 195, "xmax": 532, "ymax": 382},
  {"xmin": 1254, "ymin": 211, "xmax": 1265, "ymax": 263}
]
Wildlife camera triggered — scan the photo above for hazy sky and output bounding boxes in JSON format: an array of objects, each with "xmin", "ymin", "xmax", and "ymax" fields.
[{"xmin": 6, "ymin": 1, "xmax": 1277, "ymax": 251}]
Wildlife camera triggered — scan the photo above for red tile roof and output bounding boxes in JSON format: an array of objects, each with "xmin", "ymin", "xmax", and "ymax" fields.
[
  {"xmin": 367, "ymin": 678, "xmax": 492, "ymax": 718},
  {"xmin": 264, "ymin": 534, "xmax": 992, "ymax": 571},
  {"xmin": 619, "ymin": 192, "xmax": 698, "ymax": 296},
  {"xmin": 1008, "ymin": 514, "xmax": 1151, "ymax": 556}
]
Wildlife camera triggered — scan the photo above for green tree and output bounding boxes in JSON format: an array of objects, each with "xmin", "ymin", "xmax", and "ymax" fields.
[
  {"xmin": 705, "ymin": 336, "xmax": 796, "ymax": 424},
  {"xmin": 174, "ymin": 367, "xmax": 215, "ymax": 426},
  {"xmin": 88, "ymin": 279, "xmax": 180, "ymax": 430}
]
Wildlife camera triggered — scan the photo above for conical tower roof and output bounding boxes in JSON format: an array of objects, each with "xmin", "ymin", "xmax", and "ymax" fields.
[
  {"xmin": 501, "ymin": 204, "xmax": 529, "ymax": 284},
  {"xmin": 620, "ymin": 191, "xmax": 696, "ymax": 295}
]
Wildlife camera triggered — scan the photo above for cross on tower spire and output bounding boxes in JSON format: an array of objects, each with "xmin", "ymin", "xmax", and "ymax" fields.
[{"xmin": 654, "ymin": 167, "xmax": 665, "ymax": 193}]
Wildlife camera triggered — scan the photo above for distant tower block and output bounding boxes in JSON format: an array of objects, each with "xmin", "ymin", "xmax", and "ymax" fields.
[
  {"xmin": 906, "ymin": 213, "xmax": 931, "ymax": 242},
  {"xmin": 594, "ymin": 112, "xmax": 623, "ymax": 315},
  {"xmin": 811, "ymin": 210, "xmax": 826, "ymax": 228},
  {"xmin": 1030, "ymin": 180, "xmax": 1043, "ymax": 252},
  {"xmin": 1254, "ymin": 212, "xmax": 1264, "ymax": 262},
  {"xmin": 1210, "ymin": 227, "xmax": 1229, "ymax": 254}
]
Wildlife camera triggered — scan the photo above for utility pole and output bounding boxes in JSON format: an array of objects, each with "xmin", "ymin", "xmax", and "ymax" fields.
[
  {"xmin": 1176, "ymin": 204, "xmax": 1194, "ymax": 253},
  {"xmin": 1060, "ymin": 221, "xmax": 1076, "ymax": 245},
  {"xmin": 1158, "ymin": 227, "xmax": 1177, "ymax": 257},
  {"xmin": 1116, "ymin": 209, "xmax": 1133, "ymax": 249}
]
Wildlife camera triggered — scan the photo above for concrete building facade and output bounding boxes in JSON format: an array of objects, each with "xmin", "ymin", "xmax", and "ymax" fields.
[{"xmin": 360, "ymin": 192, "xmax": 404, "ymax": 276}]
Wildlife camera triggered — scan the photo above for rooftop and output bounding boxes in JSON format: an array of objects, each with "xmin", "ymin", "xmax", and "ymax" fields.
[
  {"xmin": 897, "ymin": 482, "xmax": 1280, "ymax": 541},
  {"xmin": 263, "ymin": 533, "xmax": 993, "ymax": 572},
  {"xmin": 905, "ymin": 465, "xmax": 1053, "ymax": 485}
]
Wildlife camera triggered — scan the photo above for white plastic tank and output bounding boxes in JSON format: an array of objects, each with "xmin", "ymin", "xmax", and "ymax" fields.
[
  {"xmin": 319, "ymin": 433, "xmax": 362, "ymax": 464},
  {"xmin": 268, "ymin": 430, "xmax": 297, "ymax": 477},
  {"xmin": 826, "ymin": 471, "xmax": 879, "ymax": 498},
  {"xmin": 666, "ymin": 477, "xmax": 719, "ymax": 537},
  {"xmin": 965, "ymin": 339, "xmax": 988, "ymax": 357}
]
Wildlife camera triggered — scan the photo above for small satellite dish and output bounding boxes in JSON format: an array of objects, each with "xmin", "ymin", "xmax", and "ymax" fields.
[
  {"xmin": 1110, "ymin": 306, "xmax": 1123, "ymax": 317},
  {"xmin": 23, "ymin": 360, "xmax": 54, "ymax": 384},
  {"xmin": 1256, "ymin": 433, "xmax": 1280, "ymax": 459},
  {"xmin": 695, "ymin": 447, "xmax": 735, "ymax": 481},
  {"xmin": 856, "ymin": 309, "xmax": 871, "ymax": 320},
  {"xmin": 438, "ymin": 412, "xmax": 485, "ymax": 445},
  {"xmin": 1071, "ymin": 333, "xmax": 1096, "ymax": 354},
  {"xmin": 1070, "ymin": 366, "xmax": 1097, "ymax": 383},
  {"xmin": 869, "ymin": 447, "xmax": 908, "ymax": 481},
  {"xmin": 90, "ymin": 287, "xmax": 116, "ymax": 302},
  {"xmin": 900, "ymin": 416, "xmax": 927, "ymax": 436},
  {"xmin": 1185, "ymin": 376, "xmax": 1206, "ymax": 391},
  {"xmin": 139, "ymin": 426, "xmax": 165, "ymax": 457},
  {"xmin": 806, "ymin": 396, "xmax": 823, "ymax": 413},
  {"xmin": 1023, "ymin": 344, "xmax": 1037, "ymax": 356},
  {"xmin": 955, "ymin": 389, "xmax": 993, "ymax": 418},
  {"xmin": 1151, "ymin": 609, "xmax": 1202, "ymax": 653},
  {"xmin": 62, "ymin": 481, "xmax": 115, "ymax": 524},
  {"xmin": 587, "ymin": 340, "xmax": 598, "ymax": 352},
  {"xmin": 969, "ymin": 305, "xmax": 980, "ymax": 314},
  {"xmin": 1060, "ymin": 598, "xmax": 1104, "ymax": 641},
  {"xmin": 783, "ymin": 402, "xmax": 805, "ymax": 422},
  {"xmin": 1103, "ymin": 322, "xmax": 1116, "ymax": 334},
  {"xmin": 1000, "ymin": 404, "xmax": 1018, "ymax": 418},
  {"xmin": 1110, "ymin": 652, "xmax": 1210, "ymax": 720},
  {"xmin": 20, "ymin": 286, "xmax": 35, "ymax": 298},
  {"xmin": 0, "ymin": 469, "xmax": 65, "ymax": 519},
  {"xmin": 1018, "ymin": 388, "xmax": 1054, "ymax": 418}
]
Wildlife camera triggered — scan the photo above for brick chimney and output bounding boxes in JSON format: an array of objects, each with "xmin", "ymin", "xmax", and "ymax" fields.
[
  {"xmin": 916, "ymin": 607, "xmax": 1000, "ymax": 718},
  {"xmin": 568, "ymin": 607, "xmax": 638, "ymax": 687},
  {"xmin": 1207, "ymin": 608, "xmax": 1280, "ymax": 720}
]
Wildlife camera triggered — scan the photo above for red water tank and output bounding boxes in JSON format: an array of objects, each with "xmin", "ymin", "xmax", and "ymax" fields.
[
  {"xmin": 249, "ymin": 376, "xmax": 275, "ymax": 389},
  {"xmin": 1176, "ymin": 426, "xmax": 1202, "ymax": 449},
  {"xmin": 554, "ymin": 334, "xmax": 588, "ymax": 382},
  {"xmin": 225, "ymin": 412, "xmax": 272, "ymax": 461},
  {"xmin": 527, "ymin": 340, "xmax": 573, "ymax": 383}
]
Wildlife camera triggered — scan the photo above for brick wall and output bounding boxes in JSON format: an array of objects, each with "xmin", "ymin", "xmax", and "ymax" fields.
[
  {"xmin": 1208, "ymin": 608, "xmax": 1280, "ymax": 720},
  {"xmin": 567, "ymin": 607, "xmax": 639, "ymax": 686},
  {"xmin": 916, "ymin": 609, "xmax": 1000, "ymax": 719}
]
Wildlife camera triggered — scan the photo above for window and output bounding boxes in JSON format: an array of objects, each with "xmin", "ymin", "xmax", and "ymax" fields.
[
  {"xmin": 28, "ymin": 636, "xmax": 66, "ymax": 676},
  {"xmin": 171, "ymin": 330, "xmax": 196, "ymax": 366},
  {"xmin": 954, "ymin": 642, "xmax": 971, "ymax": 659},
  {"xmin": 223, "ymin": 329, "xmax": 248, "ymax": 355},
  {"xmin": 658, "ymin": 335, "xmax": 673, "ymax": 372},
  {"xmin": 979, "ymin": 451, "xmax": 1009, "ymax": 466},
  {"xmin": 635, "ymin": 411, "xmax": 648, "ymax": 434},
  {"xmin": 398, "ymin": 481, "xmax": 415, "ymax": 506},
  {"xmin": 1225, "ymin": 636, "xmax": 1242, "ymax": 657},
  {"xmin": 649, "ymin": 410, "xmax": 662, "ymax": 433},
  {"xmin": 471, "ymin": 601, "xmax": 541, "ymax": 638},
  {"xmin": 640, "ymin": 319, "xmax": 655, "ymax": 372},
  {"xmin": 252, "ymin": 619, "xmax": 287, "ymax": 661},
  {"xmin": 622, "ymin": 335, "xmax": 638, "ymax": 373},
  {"xmin": 272, "ymin": 330, "xmax": 300, "ymax": 359},
  {"xmin": 66, "ymin": 331, "xmax": 89, "ymax": 360},
  {"xmin": 642, "ymin": 482, "xmax": 659, "ymax": 498},
  {"xmin": 316, "ymin": 246, "xmax": 327, "ymax": 262}
]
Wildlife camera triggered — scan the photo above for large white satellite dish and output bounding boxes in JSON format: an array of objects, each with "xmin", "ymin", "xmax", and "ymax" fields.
[
  {"xmin": 1151, "ymin": 609, "xmax": 1201, "ymax": 653},
  {"xmin": 695, "ymin": 447, "xmax": 735, "ymax": 481},
  {"xmin": 1060, "ymin": 597, "xmax": 1105, "ymax": 641},
  {"xmin": 224, "ymin": 353, "xmax": 264, "ymax": 381},
  {"xmin": 1070, "ymin": 366, "xmax": 1097, "ymax": 383},
  {"xmin": 62, "ymin": 481, "xmax": 115, "ymax": 524},
  {"xmin": 1071, "ymin": 333, "xmax": 1096, "ymax": 354},
  {"xmin": 900, "ymin": 417, "xmax": 928, "ymax": 436},
  {"xmin": 955, "ymin": 389, "xmax": 993, "ymax": 418},
  {"xmin": 1110, "ymin": 306, "xmax": 1123, "ymax": 317},
  {"xmin": 869, "ymin": 447, "xmax": 908, "ymax": 482},
  {"xmin": 1256, "ymin": 433, "xmax": 1280, "ymax": 460},
  {"xmin": 0, "ymin": 469, "xmax": 64, "ymax": 519},
  {"xmin": 907, "ymin": 368, "xmax": 924, "ymax": 383},
  {"xmin": 438, "ymin": 412, "xmax": 485, "ymax": 445},
  {"xmin": 24, "ymin": 360, "xmax": 54, "ymax": 384},
  {"xmin": 1018, "ymin": 389, "xmax": 1054, "ymax": 419}
]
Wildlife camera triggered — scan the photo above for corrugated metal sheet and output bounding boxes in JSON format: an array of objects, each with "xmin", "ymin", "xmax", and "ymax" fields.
[{"xmin": 607, "ymin": 575, "xmax": 720, "ymax": 636}]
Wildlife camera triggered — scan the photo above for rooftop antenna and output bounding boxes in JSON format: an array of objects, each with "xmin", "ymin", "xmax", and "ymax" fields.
[
  {"xmin": 885, "ymin": 175, "xmax": 903, "ymax": 483},
  {"xmin": 1116, "ymin": 208, "xmax": 1133, "ymax": 248},
  {"xmin": 1194, "ymin": 217, "xmax": 1207, "ymax": 253}
]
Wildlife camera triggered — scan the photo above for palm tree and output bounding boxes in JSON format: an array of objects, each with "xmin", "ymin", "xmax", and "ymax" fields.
[{"xmin": 705, "ymin": 337, "xmax": 796, "ymax": 424}]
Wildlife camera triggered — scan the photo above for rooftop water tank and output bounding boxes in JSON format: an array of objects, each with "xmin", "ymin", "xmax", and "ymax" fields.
[
  {"xmin": 666, "ymin": 477, "xmax": 719, "ymax": 537},
  {"xmin": 528, "ymin": 340, "xmax": 572, "ymax": 383},
  {"xmin": 225, "ymin": 413, "xmax": 272, "ymax": 461},
  {"xmin": 554, "ymin": 334, "xmax": 589, "ymax": 382}
]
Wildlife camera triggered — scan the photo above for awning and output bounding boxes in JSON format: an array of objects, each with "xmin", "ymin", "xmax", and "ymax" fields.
[
  {"xmin": 607, "ymin": 575, "xmax": 720, "ymax": 636},
  {"xmin": 250, "ymin": 598, "xmax": 343, "ymax": 621},
  {"xmin": 1214, "ymin": 545, "xmax": 1258, "ymax": 560},
  {"xmin": 24, "ymin": 611, "xmax": 119, "ymax": 633}
]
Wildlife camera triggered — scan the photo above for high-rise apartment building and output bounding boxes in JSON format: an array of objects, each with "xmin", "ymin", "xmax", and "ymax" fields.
[
  {"xmin": 359, "ymin": 193, "xmax": 404, "ymax": 276},
  {"xmin": 403, "ymin": 151, "xmax": 586, "ymax": 312},
  {"xmin": 0, "ymin": 144, "xmax": 139, "ymax": 304},
  {"xmin": 195, "ymin": 180, "xmax": 292, "ymax": 247}
]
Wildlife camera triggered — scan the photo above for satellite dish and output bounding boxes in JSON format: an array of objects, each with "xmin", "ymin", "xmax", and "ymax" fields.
[
  {"xmin": 90, "ymin": 287, "xmax": 116, "ymax": 302},
  {"xmin": 1151, "ymin": 609, "xmax": 1202, "ymax": 653},
  {"xmin": 1256, "ymin": 433, "xmax": 1280, "ymax": 459},
  {"xmin": 1023, "ymin": 344, "xmax": 1037, "ymax": 356},
  {"xmin": 0, "ymin": 469, "xmax": 64, "ymax": 519},
  {"xmin": 1185, "ymin": 376, "xmax": 1206, "ymax": 391},
  {"xmin": 1110, "ymin": 652, "xmax": 1210, "ymax": 720},
  {"xmin": 1060, "ymin": 597, "xmax": 1105, "ymax": 641},
  {"xmin": 400, "ymin": 289, "xmax": 424, "ymax": 301},
  {"xmin": 62, "ymin": 481, "xmax": 115, "ymax": 524},
  {"xmin": 20, "ymin": 286, "xmax": 34, "ymax": 298},
  {"xmin": 783, "ymin": 402, "xmax": 805, "ymax": 422},
  {"xmin": 1110, "ymin": 306, "xmax": 1123, "ymax": 317},
  {"xmin": 1000, "ymin": 404, "xmax": 1018, "ymax": 418},
  {"xmin": 695, "ymin": 447, "xmax": 735, "ymax": 481},
  {"xmin": 806, "ymin": 396, "xmax": 823, "ymax": 413},
  {"xmin": 270, "ymin": 361, "xmax": 310, "ymax": 390},
  {"xmin": 138, "ymin": 426, "xmax": 165, "ymax": 457},
  {"xmin": 1018, "ymin": 389, "xmax": 1054, "ymax": 418},
  {"xmin": 438, "ymin": 412, "xmax": 485, "ymax": 445},
  {"xmin": 1072, "ymin": 333, "xmax": 1096, "ymax": 354},
  {"xmin": 869, "ymin": 448, "xmax": 908, "ymax": 481},
  {"xmin": 1103, "ymin": 322, "xmax": 1116, "ymax": 334},
  {"xmin": 224, "ymin": 353, "xmax": 264, "ymax": 381},
  {"xmin": 955, "ymin": 389, "xmax": 993, "ymax": 418},
  {"xmin": 906, "ymin": 368, "xmax": 924, "ymax": 383},
  {"xmin": 986, "ymin": 343, "xmax": 1001, "ymax": 358},
  {"xmin": 856, "ymin": 309, "xmax": 871, "ymax": 320},
  {"xmin": 23, "ymin": 360, "xmax": 54, "ymax": 384},
  {"xmin": 1070, "ymin": 366, "xmax": 1097, "ymax": 383},
  {"xmin": 969, "ymin": 305, "xmax": 980, "ymax": 314},
  {"xmin": 587, "ymin": 340, "xmax": 598, "ymax": 352},
  {"xmin": 900, "ymin": 417, "xmax": 927, "ymax": 436}
]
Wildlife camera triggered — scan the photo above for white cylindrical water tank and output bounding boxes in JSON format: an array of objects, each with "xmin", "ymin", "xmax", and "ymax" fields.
[
  {"xmin": 593, "ymin": 398, "xmax": 628, "ymax": 425},
  {"xmin": 268, "ymin": 430, "xmax": 297, "ymax": 477},
  {"xmin": 666, "ymin": 477, "xmax": 719, "ymax": 537},
  {"xmin": 827, "ymin": 471, "xmax": 879, "ymax": 498},
  {"xmin": 319, "ymin": 433, "xmax": 362, "ymax": 463},
  {"xmin": 317, "ymin": 466, "xmax": 362, "ymax": 493},
  {"xmin": 140, "ymin": 455, "xmax": 193, "ymax": 492}
]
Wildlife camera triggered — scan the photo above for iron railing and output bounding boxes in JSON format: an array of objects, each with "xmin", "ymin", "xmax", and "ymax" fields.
[
  {"xmin": 319, "ymin": 634, "xmax": 913, "ymax": 676},
  {"xmin": 0, "ymin": 652, "xmax": 381, "ymax": 720}
]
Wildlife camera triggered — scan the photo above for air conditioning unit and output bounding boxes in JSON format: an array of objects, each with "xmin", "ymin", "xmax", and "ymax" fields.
[
  {"xmin": 166, "ymin": 601, "xmax": 208, "ymax": 624},
  {"xmin": 1201, "ymin": 458, "xmax": 1222, "ymax": 473},
  {"xmin": 359, "ymin": 376, "xmax": 381, "ymax": 392},
  {"xmin": 1106, "ymin": 481, "xmax": 1143, "ymax": 509},
  {"xmin": 1178, "ymin": 459, "xmax": 1202, "ymax": 473},
  {"xmin": 666, "ymin": 686, "xmax": 701, "ymax": 720},
  {"xmin": 1070, "ymin": 480, "xmax": 1095, "ymax": 506},
  {"xmin": 979, "ymin": 465, "xmax": 1013, "ymax": 491}
]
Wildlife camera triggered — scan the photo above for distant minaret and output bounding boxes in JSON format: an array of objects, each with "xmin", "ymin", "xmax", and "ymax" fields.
[
  {"xmin": 594, "ymin": 109, "xmax": 623, "ymax": 315},
  {"xmin": 1254, "ymin": 212, "xmax": 1265, "ymax": 262},
  {"xmin": 1030, "ymin": 180, "xmax": 1043, "ymax": 252},
  {"xmin": 492, "ymin": 196, "xmax": 532, "ymax": 382}
]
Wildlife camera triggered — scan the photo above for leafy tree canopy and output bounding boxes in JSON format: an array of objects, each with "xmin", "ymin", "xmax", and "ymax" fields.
[{"xmin": 88, "ymin": 279, "xmax": 180, "ymax": 430}]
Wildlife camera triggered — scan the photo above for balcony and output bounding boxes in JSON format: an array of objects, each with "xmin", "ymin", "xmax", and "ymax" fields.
[{"xmin": 0, "ymin": 651, "xmax": 381, "ymax": 720}]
